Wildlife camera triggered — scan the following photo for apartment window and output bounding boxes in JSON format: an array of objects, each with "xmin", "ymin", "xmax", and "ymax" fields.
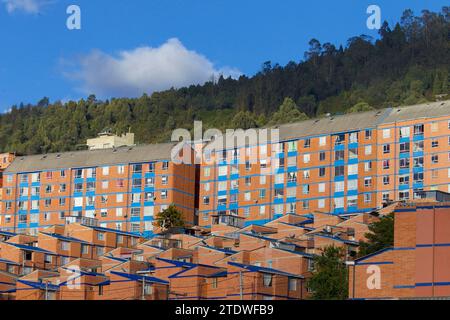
[
  {"xmin": 431, "ymin": 122, "xmax": 438, "ymax": 133},
  {"xmin": 399, "ymin": 158, "xmax": 410, "ymax": 169},
  {"xmin": 259, "ymin": 189, "xmax": 266, "ymax": 199},
  {"xmin": 399, "ymin": 175, "xmax": 410, "ymax": 185},
  {"xmin": 335, "ymin": 166, "xmax": 345, "ymax": 177},
  {"xmin": 96, "ymin": 247, "xmax": 105, "ymax": 256},
  {"xmin": 432, "ymin": 170, "xmax": 439, "ymax": 179},
  {"xmin": 133, "ymin": 164, "xmax": 143, "ymax": 173},
  {"xmin": 59, "ymin": 198, "xmax": 66, "ymax": 206},
  {"xmin": 304, "ymin": 139, "xmax": 311, "ymax": 148},
  {"xmin": 432, "ymin": 155, "xmax": 439, "ymax": 164},
  {"xmin": 383, "ymin": 160, "xmax": 390, "ymax": 170},
  {"xmin": 275, "ymin": 173, "xmax": 284, "ymax": 184},
  {"xmin": 287, "ymin": 156, "xmax": 297, "ymax": 167},
  {"xmin": 75, "ymin": 169, "xmax": 83, "ymax": 179},
  {"xmin": 365, "ymin": 130, "xmax": 372, "ymax": 139},
  {"xmin": 60, "ymin": 170, "xmax": 66, "ymax": 178},
  {"xmin": 319, "ymin": 167, "xmax": 326, "ymax": 177},
  {"xmin": 303, "ymin": 154, "xmax": 311, "ymax": 164},
  {"xmin": 161, "ymin": 190, "xmax": 168, "ymax": 200},
  {"xmin": 382, "ymin": 192, "xmax": 390, "ymax": 201},
  {"xmin": 274, "ymin": 188, "xmax": 284, "ymax": 199},
  {"xmin": 161, "ymin": 176, "xmax": 168, "ymax": 185},
  {"xmin": 335, "ymin": 134, "xmax": 345, "ymax": 145},
  {"xmin": 334, "ymin": 197, "xmax": 344, "ymax": 209},
  {"xmin": 81, "ymin": 245, "xmax": 89, "ymax": 255},
  {"xmin": 302, "ymin": 185, "xmax": 310, "ymax": 195},
  {"xmin": 399, "ymin": 192, "xmax": 410, "ymax": 201},
  {"xmin": 144, "ymin": 192, "xmax": 154, "ymax": 202},
  {"xmin": 263, "ymin": 274, "xmax": 273, "ymax": 287},
  {"xmin": 117, "ymin": 179, "xmax": 125, "ymax": 188},
  {"xmin": 347, "ymin": 196, "xmax": 358, "ymax": 207},
  {"xmin": 60, "ymin": 241, "xmax": 69, "ymax": 251},
  {"xmin": 365, "ymin": 145, "xmax": 372, "ymax": 155},
  {"xmin": 97, "ymin": 232, "xmax": 105, "ymax": 241},
  {"xmin": 319, "ymin": 137, "xmax": 327, "ymax": 146},
  {"xmin": 414, "ymin": 172, "xmax": 424, "ymax": 183},
  {"xmin": 319, "ymin": 152, "xmax": 326, "ymax": 161},
  {"xmin": 244, "ymin": 192, "xmax": 251, "ymax": 201},
  {"xmin": 399, "ymin": 127, "xmax": 410, "ymax": 138},
  {"xmin": 383, "ymin": 144, "xmax": 390, "ymax": 154},
  {"xmin": 413, "ymin": 141, "xmax": 424, "ymax": 152},
  {"xmin": 335, "ymin": 150, "xmax": 345, "ymax": 161},
  {"xmin": 348, "ymin": 180, "xmax": 358, "ymax": 191},
  {"xmin": 303, "ymin": 170, "xmax": 310, "ymax": 180},
  {"xmin": 287, "ymin": 172, "xmax": 297, "ymax": 183},
  {"xmin": 302, "ymin": 200, "xmax": 309, "ymax": 210},
  {"xmin": 414, "ymin": 124, "xmax": 424, "ymax": 135},
  {"xmin": 245, "ymin": 177, "xmax": 251, "ymax": 186},
  {"xmin": 364, "ymin": 193, "xmax": 372, "ymax": 203},
  {"xmin": 432, "ymin": 140, "xmax": 439, "ymax": 148},
  {"xmin": 364, "ymin": 162, "xmax": 372, "ymax": 172},
  {"xmin": 101, "ymin": 195, "xmax": 108, "ymax": 204},
  {"xmin": 131, "ymin": 208, "xmax": 140, "ymax": 217},
  {"xmin": 349, "ymin": 132, "xmax": 358, "ymax": 144},
  {"xmin": 243, "ymin": 207, "xmax": 250, "ymax": 217},
  {"xmin": 44, "ymin": 199, "xmax": 51, "ymax": 207},
  {"xmin": 364, "ymin": 177, "xmax": 372, "ymax": 187},
  {"xmin": 335, "ymin": 181, "xmax": 344, "ymax": 193},
  {"xmin": 318, "ymin": 199, "xmax": 325, "ymax": 208},
  {"xmin": 245, "ymin": 162, "xmax": 251, "ymax": 171},
  {"xmin": 203, "ymin": 196, "xmax": 210, "ymax": 205},
  {"xmin": 287, "ymin": 141, "xmax": 297, "ymax": 152},
  {"xmin": 383, "ymin": 176, "xmax": 390, "ymax": 185},
  {"xmin": 382, "ymin": 129, "xmax": 391, "ymax": 139},
  {"xmin": 45, "ymin": 185, "xmax": 52, "ymax": 193},
  {"xmin": 400, "ymin": 142, "xmax": 410, "ymax": 154},
  {"xmin": 132, "ymin": 178, "xmax": 142, "ymax": 188},
  {"xmin": 408, "ymin": 156, "xmax": 421, "ymax": 169},
  {"xmin": 349, "ymin": 148, "xmax": 358, "ymax": 159},
  {"xmin": 162, "ymin": 162, "xmax": 169, "ymax": 170}
]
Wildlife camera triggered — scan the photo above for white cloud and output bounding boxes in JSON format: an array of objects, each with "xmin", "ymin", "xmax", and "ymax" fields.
[
  {"xmin": 64, "ymin": 38, "xmax": 242, "ymax": 97},
  {"xmin": 3, "ymin": 0, "xmax": 50, "ymax": 14}
]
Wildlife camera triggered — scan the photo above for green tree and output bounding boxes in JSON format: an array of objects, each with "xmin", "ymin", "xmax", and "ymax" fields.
[
  {"xmin": 155, "ymin": 205, "xmax": 185, "ymax": 230},
  {"xmin": 358, "ymin": 213, "xmax": 394, "ymax": 257},
  {"xmin": 346, "ymin": 102, "xmax": 375, "ymax": 113},
  {"xmin": 269, "ymin": 98, "xmax": 309, "ymax": 125},
  {"xmin": 231, "ymin": 111, "xmax": 258, "ymax": 129},
  {"xmin": 307, "ymin": 246, "xmax": 348, "ymax": 300}
]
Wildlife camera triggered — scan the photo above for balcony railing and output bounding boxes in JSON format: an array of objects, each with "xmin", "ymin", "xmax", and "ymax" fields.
[{"xmin": 65, "ymin": 216, "xmax": 99, "ymax": 227}]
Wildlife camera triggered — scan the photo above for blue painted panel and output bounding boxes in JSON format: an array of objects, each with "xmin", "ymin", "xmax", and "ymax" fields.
[
  {"xmin": 334, "ymin": 176, "xmax": 345, "ymax": 182},
  {"xmin": 287, "ymin": 151, "xmax": 298, "ymax": 157},
  {"xmin": 348, "ymin": 143, "xmax": 358, "ymax": 149},
  {"xmin": 413, "ymin": 135, "xmax": 424, "ymax": 141},
  {"xmin": 274, "ymin": 183, "xmax": 285, "ymax": 189},
  {"xmin": 218, "ymin": 175, "xmax": 228, "ymax": 182},
  {"xmin": 144, "ymin": 201, "xmax": 155, "ymax": 206},
  {"xmin": 230, "ymin": 174, "xmax": 239, "ymax": 180},
  {"xmin": 145, "ymin": 172, "xmax": 156, "ymax": 178},
  {"xmin": 399, "ymin": 184, "xmax": 410, "ymax": 191},
  {"xmin": 287, "ymin": 167, "xmax": 298, "ymax": 173}
]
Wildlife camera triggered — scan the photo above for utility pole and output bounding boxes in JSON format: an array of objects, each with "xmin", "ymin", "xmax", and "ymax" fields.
[{"xmin": 239, "ymin": 271, "xmax": 244, "ymax": 300}]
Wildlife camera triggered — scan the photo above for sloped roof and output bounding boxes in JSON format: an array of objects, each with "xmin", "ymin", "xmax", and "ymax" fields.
[{"xmin": 5, "ymin": 143, "xmax": 176, "ymax": 173}]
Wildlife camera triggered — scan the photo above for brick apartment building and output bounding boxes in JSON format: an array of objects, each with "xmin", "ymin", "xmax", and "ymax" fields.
[
  {"xmin": 0, "ymin": 143, "xmax": 196, "ymax": 237},
  {"xmin": 349, "ymin": 192, "xmax": 450, "ymax": 299},
  {"xmin": 198, "ymin": 100, "xmax": 450, "ymax": 228},
  {"xmin": 0, "ymin": 206, "xmax": 371, "ymax": 300}
]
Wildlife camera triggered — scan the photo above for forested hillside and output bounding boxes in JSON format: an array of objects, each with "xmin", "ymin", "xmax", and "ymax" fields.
[{"xmin": 0, "ymin": 8, "xmax": 448, "ymax": 155}]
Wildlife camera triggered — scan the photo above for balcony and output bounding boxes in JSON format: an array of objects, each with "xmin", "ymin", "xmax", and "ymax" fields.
[{"xmin": 211, "ymin": 214, "xmax": 245, "ymax": 229}]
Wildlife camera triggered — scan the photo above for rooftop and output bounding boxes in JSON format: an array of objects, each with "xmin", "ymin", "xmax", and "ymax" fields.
[{"xmin": 5, "ymin": 142, "xmax": 176, "ymax": 173}]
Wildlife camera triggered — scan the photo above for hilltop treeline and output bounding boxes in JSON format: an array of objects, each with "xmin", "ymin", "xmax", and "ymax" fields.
[{"xmin": 0, "ymin": 8, "xmax": 448, "ymax": 155}]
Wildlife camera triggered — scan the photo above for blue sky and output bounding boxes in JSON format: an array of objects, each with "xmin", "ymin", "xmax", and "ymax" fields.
[{"xmin": 0, "ymin": 0, "xmax": 447, "ymax": 111}]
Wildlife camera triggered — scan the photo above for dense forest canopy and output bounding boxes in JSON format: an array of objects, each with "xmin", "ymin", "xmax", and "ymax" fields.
[{"xmin": 0, "ymin": 8, "xmax": 448, "ymax": 155}]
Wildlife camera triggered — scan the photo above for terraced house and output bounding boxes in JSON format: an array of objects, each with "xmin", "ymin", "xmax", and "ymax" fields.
[
  {"xmin": 0, "ymin": 143, "xmax": 197, "ymax": 237},
  {"xmin": 198, "ymin": 100, "xmax": 450, "ymax": 228}
]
